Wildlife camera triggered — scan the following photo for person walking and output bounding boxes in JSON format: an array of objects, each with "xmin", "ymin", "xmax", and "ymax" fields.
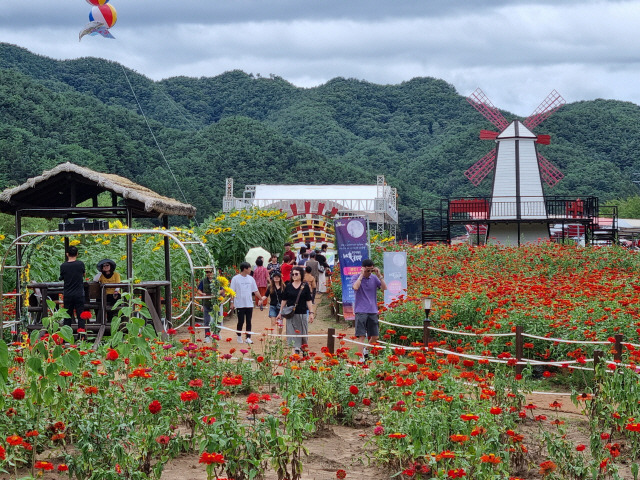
[
  {"xmin": 59, "ymin": 246, "xmax": 86, "ymax": 339},
  {"xmin": 229, "ymin": 262, "xmax": 262, "ymax": 344},
  {"xmin": 266, "ymin": 254, "xmax": 280, "ymax": 273},
  {"xmin": 281, "ymin": 255, "xmax": 295, "ymax": 284},
  {"xmin": 352, "ymin": 258, "xmax": 387, "ymax": 361},
  {"xmin": 262, "ymin": 271, "xmax": 285, "ymax": 336},
  {"xmin": 305, "ymin": 251, "xmax": 320, "ymax": 286},
  {"xmin": 277, "ymin": 266, "xmax": 313, "ymax": 355},
  {"xmin": 316, "ymin": 254, "xmax": 329, "ymax": 294},
  {"xmin": 253, "ymin": 258, "xmax": 269, "ymax": 307},
  {"xmin": 196, "ymin": 266, "xmax": 217, "ymax": 342},
  {"xmin": 304, "ymin": 265, "xmax": 317, "ymax": 306}
]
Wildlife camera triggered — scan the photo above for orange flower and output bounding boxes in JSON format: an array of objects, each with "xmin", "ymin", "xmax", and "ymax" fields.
[
  {"xmin": 480, "ymin": 453, "xmax": 501, "ymax": 464},
  {"xmin": 449, "ymin": 434, "xmax": 469, "ymax": 443}
]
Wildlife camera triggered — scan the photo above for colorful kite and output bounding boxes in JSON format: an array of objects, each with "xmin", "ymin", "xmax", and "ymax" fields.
[{"xmin": 79, "ymin": 1, "xmax": 117, "ymax": 41}]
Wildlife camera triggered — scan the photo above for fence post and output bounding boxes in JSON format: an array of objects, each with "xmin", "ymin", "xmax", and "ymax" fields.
[
  {"xmin": 614, "ymin": 334, "xmax": 624, "ymax": 362},
  {"xmin": 593, "ymin": 350, "xmax": 603, "ymax": 375},
  {"xmin": 423, "ymin": 319, "xmax": 431, "ymax": 350},
  {"xmin": 327, "ymin": 327, "xmax": 335, "ymax": 354},
  {"xmin": 515, "ymin": 325, "xmax": 524, "ymax": 376}
]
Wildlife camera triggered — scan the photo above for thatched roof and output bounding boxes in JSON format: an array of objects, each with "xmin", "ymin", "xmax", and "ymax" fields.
[{"xmin": 0, "ymin": 162, "xmax": 196, "ymax": 218}]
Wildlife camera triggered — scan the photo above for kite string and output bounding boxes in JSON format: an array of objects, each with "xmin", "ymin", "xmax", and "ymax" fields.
[{"xmin": 120, "ymin": 65, "xmax": 193, "ymax": 216}]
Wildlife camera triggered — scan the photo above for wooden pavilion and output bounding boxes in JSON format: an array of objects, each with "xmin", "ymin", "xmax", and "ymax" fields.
[{"xmin": 0, "ymin": 162, "xmax": 198, "ymax": 342}]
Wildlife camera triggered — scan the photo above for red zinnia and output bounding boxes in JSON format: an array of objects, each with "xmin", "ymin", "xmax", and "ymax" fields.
[
  {"xmin": 349, "ymin": 385, "xmax": 359, "ymax": 395},
  {"xmin": 148, "ymin": 400, "xmax": 162, "ymax": 414},
  {"xmin": 6, "ymin": 435, "xmax": 23, "ymax": 446},
  {"xmin": 180, "ymin": 390, "xmax": 199, "ymax": 402},
  {"xmin": 336, "ymin": 469, "xmax": 347, "ymax": 479},
  {"xmin": 34, "ymin": 461, "xmax": 54, "ymax": 471},
  {"xmin": 106, "ymin": 349, "xmax": 119, "ymax": 361},
  {"xmin": 80, "ymin": 311, "xmax": 92, "ymax": 320},
  {"xmin": 57, "ymin": 464, "xmax": 69, "ymax": 472},
  {"xmin": 198, "ymin": 452, "xmax": 225, "ymax": 465},
  {"xmin": 11, "ymin": 388, "xmax": 25, "ymax": 400}
]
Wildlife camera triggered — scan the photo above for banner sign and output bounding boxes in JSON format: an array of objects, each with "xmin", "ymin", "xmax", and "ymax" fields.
[
  {"xmin": 383, "ymin": 251, "xmax": 407, "ymax": 306},
  {"xmin": 335, "ymin": 217, "xmax": 369, "ymax": 321}
]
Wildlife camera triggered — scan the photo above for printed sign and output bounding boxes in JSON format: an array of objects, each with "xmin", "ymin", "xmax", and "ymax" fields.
[
  {"xmin": 335, "ymin": 217, "xmax": 369, "ymax": 321},
  {"xmin": 383, "ymin": 251, "xmax": 407, "ymax": 306}
]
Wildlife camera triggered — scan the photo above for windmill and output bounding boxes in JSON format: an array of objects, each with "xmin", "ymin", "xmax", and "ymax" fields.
[{"xmin": 464, "ymin": 88, "xmax": 565, "ymax": 244}]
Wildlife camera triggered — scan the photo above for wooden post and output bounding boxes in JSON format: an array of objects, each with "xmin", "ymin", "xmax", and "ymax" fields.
[
  {"xmin": 327, "ymin": 327, "xmax": 335, "ymax": 354},
  {"xmin": 614, "ymin": 334, "xmax": 624, "ymax": 362},
  {"xmin": 423, "ymin": 319, "xmax": 431, "ymax": 349},
  {"xmin": 593, "ymin": 350, "xmax": 603, "ymax": 374},
  {"xmin": 515, "ymin": 325, "xmax": 524, "ymax": 375}
]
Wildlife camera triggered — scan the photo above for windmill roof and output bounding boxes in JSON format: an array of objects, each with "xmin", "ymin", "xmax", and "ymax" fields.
[{"xmin": 497, "ymin": 121, "xmax": 536, "ymax": 139}]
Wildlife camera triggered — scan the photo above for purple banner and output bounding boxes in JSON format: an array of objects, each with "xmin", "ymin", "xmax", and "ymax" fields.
[{"xmin": 334, "ymin": 217, "xmax": 369, "ymax": 321}]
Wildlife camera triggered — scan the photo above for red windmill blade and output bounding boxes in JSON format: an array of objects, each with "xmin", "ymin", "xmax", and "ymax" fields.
[
  {"xmin": 464, "ymin": 148, "xmax": 496, "ymax": 186},
  {"xmin": 467, "ymin": 88, "xmax": 510, "ymax": 131},
  {"xmin": 537, "ymin": 152, "xmax": 564, "ymax": 187},
  {"xmin": 523, "ymin": 90, "xmax": 565, "ymax": 130}
]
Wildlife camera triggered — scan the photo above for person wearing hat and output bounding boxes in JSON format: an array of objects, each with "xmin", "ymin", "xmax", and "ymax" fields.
[
  {"xmin": 197, "ymin": 266, "xmax": 218, "ymax": 342},
  {"xmin": 97, "ymin": 259, "xmax": 121, "ymax": 320}
]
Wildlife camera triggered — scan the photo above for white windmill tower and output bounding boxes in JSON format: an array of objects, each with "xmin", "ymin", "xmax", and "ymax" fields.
[{"xmin": 465, "ymin": 89, "xmax": 566, "ymax": 245}]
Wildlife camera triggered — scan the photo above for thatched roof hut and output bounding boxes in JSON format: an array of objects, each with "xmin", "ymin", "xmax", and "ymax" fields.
[{"xmin": 0, "ymin": 162, "xmax": 196, "ymax": 219}]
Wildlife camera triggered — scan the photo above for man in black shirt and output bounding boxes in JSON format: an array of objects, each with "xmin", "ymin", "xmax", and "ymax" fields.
[{"xmin": 59, "ymin": 246, "xmax": 86, "ymax": 337}]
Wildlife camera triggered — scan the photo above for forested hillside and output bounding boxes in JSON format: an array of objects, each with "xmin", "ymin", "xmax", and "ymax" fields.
[{"xmin": 1, "ymin": 42, "xmax": 639, "ymax": 235}]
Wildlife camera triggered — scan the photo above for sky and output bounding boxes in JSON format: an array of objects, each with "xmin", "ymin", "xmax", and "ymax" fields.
[{"xmin": 1, "ymin": 0, "xmax": 640, "ymax": 115}]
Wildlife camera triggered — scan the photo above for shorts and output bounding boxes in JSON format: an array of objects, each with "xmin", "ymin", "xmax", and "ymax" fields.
[
  {"xmin": 355, "ymin": 313, "xmax": 379, "ymax": 338},
  {"xmin": 269, "ymin": 305, "xmax": 279, "ymax": 318}
]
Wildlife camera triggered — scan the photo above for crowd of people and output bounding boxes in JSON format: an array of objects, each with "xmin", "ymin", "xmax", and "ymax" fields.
[{"xmin": 208, "ymin": 242, "xmax": 333, "ymax": 355}]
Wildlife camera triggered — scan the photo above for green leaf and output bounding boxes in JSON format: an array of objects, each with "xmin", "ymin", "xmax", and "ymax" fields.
[
  {"xmin": 52, "ymin": 345, "xmax": 63, "ymax": 359},
  {"xmin": 42, "ymin": 386, "xmax": 55, "ymax": 405},
  {"xmin": 0, "ymin": 340, "xmax": 8, "ymax": 370},
  {"xmin": 59, "ymin": 325, "xmax": 74, "ymax": 343},
  {"xmin": 26, "ymin": 356, "xmax": 44, "ymax": 376},
  {"xmin": 62, "ymin": 349, "xmax": 81, "ymax": 372}
]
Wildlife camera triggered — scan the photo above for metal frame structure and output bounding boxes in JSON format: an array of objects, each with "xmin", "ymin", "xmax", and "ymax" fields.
[
  {"xmin": 0, "ymin": 229, "xmax": 215, "ymax": 338},
  {"xmin": 422, "ymin": 196, "xmax": 619, "ymax": 246},
  {"xmin": 223, "ymin": 177, "xmax": 399, "ymax": 235}
]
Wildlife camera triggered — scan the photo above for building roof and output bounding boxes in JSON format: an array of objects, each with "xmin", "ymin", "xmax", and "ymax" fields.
[
  {"xmin": 252, "ymin": 184, "xmax": 382, "ymax": 201},
  {"xmin": 0, "ymin": 162, "xmax": 196, "ymax": 218}
]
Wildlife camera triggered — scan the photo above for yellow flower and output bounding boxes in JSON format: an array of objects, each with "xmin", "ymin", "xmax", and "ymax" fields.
[
  {"xmin": 239, "ymin": 221, "xmax": 247, "ymax": 226},
  {"xmin": 134, "ymin": 279, "xmax": 141, "ymax": 284},
  {"xmin": 102, "ymin": 240, "xmax": 110, "ymax": 246},
  {"xmin": 152, "ymin": 246, "xmax": 161, "ymax": 252},
  {"xmin": 0, "ymin": 234, "xmax": 5, "ymax": 241},
  {"xmin": 121, "ymin": 255, "xmax": 127, "ymax": 260},
  {"xmin": 223, "ymin": 286, "xmax": 236, "ymax": 297},
  {"xmin": 223, "ymin": 227, "xmax": 232, "ymax": 232},
  {"xmin": 212, "ymin": 227, "xmax": 222, "ymax": 235},
  {"xmin": 217, "ymin": 276, "xmax": 229, "ymax": 286},
  {"xmin": 69, "ymin": 239, "xmax": 81, "ymax": 246}
]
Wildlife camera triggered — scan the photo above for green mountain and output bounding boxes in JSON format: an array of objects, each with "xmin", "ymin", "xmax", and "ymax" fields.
[{"xmin": 1, "ymin": 42, "xmax": 639, "ymax": 236}]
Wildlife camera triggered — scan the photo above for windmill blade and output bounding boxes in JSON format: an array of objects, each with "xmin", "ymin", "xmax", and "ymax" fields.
[
  {"xmin": 537, "ymin": 152, "xmax": 564, "ymax": 187},
  {"xmin": 523, "ymin": 90, "xmax": 566, "ymax": 130},
  {"xmin": 479, "ymin": 130, "xmax": 499, "ymax": 140},
  {"xmin": 467, "ymin": 88, "xmax": 510, "ymax": 131},
  {"xmin": 464, "ymin": 148, "xmax": 496, "ymax": 186}
]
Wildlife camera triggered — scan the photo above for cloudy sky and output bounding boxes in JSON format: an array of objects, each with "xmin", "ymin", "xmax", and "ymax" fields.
[{"xmin": 1, "ymin": 0, "xmax": 639, "ymax": 115}]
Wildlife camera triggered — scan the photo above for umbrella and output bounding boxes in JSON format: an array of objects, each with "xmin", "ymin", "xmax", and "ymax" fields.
[
  {"xmin": 245, "ymin": 247, "xmax": 271, "ymax": 266},
  {"xmin": 96, "ymin": 258, "xmax": 117, "ymax": 271}
]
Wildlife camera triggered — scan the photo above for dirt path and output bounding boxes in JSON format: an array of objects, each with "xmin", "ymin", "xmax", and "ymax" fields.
[{"xmin": 211, "ymin": 293, "xmax": 355, "ymax": 357}]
